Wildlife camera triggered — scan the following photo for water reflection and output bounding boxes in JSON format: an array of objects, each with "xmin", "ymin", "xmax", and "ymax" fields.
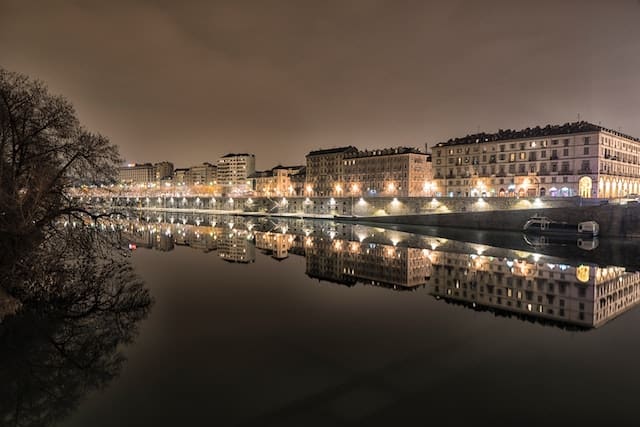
[
  {"xmin": 0, "ymin": 227, "xmax": 153, "ymax": 427},
  {"xmin": 123, "ymin": 212, "xmax": 640, "ymax": 331}
]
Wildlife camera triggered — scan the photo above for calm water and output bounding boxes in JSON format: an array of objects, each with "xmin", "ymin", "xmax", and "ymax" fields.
[{"xmin": 5, "ymin": 214, "xmax": 640, "ymax": 426}]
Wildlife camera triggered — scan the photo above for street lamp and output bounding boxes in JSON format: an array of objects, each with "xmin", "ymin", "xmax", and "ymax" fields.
[
  {"xmin": 387, "ymin": 182, "xmax": 396, "ymax": 194},
  {"xmin": 350, "ymin": 184, "xmax": 359, "ymax": 216}
]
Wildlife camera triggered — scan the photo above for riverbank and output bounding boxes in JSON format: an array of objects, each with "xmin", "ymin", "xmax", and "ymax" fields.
[{"xmin": 336, "ymin": 204, "xmax": 640, "ymax": 238}]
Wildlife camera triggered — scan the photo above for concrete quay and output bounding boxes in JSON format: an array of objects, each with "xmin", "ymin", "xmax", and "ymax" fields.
[
  {"xmin": 89, "ymin": 194, "xmax": 639, "ymax": 237},
  {"xmin": 342, "ymin": 203, "xmax": 640, "ymax": 238}
]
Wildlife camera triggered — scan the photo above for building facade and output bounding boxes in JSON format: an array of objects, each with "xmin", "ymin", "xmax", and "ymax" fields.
[
  {"xmin": 343, "ymin": 147, "xmax": 432, "ymax": 197},
  {"xmin": 250, "ymin": 165, "xmax": 304, "ymax": 197},
  {"xmin": 305, "ymin": 146, "xmax": 433, "ymax": 197},
  {"xmin": 186, "ymin": 162, "xmax": 217, "ymax": 186},
  {"xmin": 154, "ymin": 162, "xmax": 174, "ymax": 181},
  {"xmin": 305, "ymin": 146, "xmax": 357, "ymax": 196},
  {"xmin": 431, "ymin": 121, "xmax": 640, "ymax": 198},
  {"xmin": 118, "ymin": 163, "xmax": 155, "ymax": 185},
  {"xmin": 217, "ymin": 153, "xmax": 256, "ymax": 194},
  {"xmin": 173, "ymin": 168, "xmax": 189, "ymax": 185}
]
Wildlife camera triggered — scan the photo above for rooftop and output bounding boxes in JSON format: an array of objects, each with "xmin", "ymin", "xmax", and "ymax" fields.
[
  {"xmin": 344, "ymin": 147, "xmax": 425, "ymax": 158},
  {"xmin": 221, "ymin": 153, "xmax": 255, "ymax": 158},
  {"xmin": 271, "ymin": 164, "xmax": 305, "ymax": 171},
  {"xmin": 307, "ymin": 146, "xmax": 358, "ymax": 157},
  {"xmin": 434, "ymin": 121, "xmax": 640, "ymax": 147}
]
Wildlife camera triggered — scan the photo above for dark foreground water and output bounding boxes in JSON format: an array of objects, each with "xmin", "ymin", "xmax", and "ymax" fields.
[{"xmin": 5, "ymin": 214, "xmax": 640, "ymax": 426}]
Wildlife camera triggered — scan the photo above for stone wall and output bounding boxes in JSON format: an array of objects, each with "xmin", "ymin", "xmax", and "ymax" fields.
[
  {"xmin": 106, "ymin": 195, "xmax": 588, "ymax": 216},
  {"xmin": 353, "ymin": 204, "xmax": 640, "ymax": 238}
]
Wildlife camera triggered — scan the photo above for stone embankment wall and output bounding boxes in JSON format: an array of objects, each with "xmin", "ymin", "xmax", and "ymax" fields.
[
  {"xmin": 354, "ymin": 204, "xmax": 640, "ymax": 238},
  {"xmin": 104, "ymin": 195, "xmax": 587, "ymax": 216}
]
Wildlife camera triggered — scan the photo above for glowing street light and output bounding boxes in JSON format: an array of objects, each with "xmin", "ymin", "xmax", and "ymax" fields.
[{"xmin": 387, "ymin": 182, "xmax": 396, "ymax": 195}]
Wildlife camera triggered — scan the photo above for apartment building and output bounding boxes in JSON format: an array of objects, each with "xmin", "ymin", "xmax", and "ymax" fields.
[
  {"xmin": 305, "ymin": 146, "xmax": 432, "ymax": 197},
  {"xmin": 432, "ymin": 121, "xmax": 640, "ymax": 198},
  {"xmin": 186, "ymin": 162, "xmax": 217, "ymax": 186},
  {"xmin": 305, "ymin": 146, "xmax": 357, "ymax": 196},
  {"xmin": 343, "ymin": 147, "xmax": 432, "ymax": 197},
  {"xmin": 118, "ymin": 163, "xmax": 155, "ymax": 185},
  {"xmin": 250, "ymin": 165, "xmax": 304, "ymax": 197},
  {"xmin": 217, "ymin": 153, "xmax": 255, "ymax": 194}
]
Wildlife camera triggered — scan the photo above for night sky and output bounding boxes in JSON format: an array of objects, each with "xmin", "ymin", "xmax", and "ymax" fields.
[{"xmin": 2, "ymin": 0, "xmax": 639, "ymax": 169}]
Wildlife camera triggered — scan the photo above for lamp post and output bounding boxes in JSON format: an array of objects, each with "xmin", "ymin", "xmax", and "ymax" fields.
[{"xmin": 350, "ymin": 184, "xmax": 359, "ymax": 216}]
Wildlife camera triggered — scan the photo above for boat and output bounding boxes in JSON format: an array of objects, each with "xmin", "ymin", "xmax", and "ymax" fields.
[
  {"xmin": 523, "ymin": 216, "xmax": 599, "ymax": 236},
  {"xmin": 522, "ymin": 233, "xmax": 599, "ymax": 251}
]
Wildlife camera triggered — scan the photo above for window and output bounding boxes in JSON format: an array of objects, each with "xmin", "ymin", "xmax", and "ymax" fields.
[
  {"xmin": 509, "ymin": 153, "xmax": 516, "ymax": 162},
  {"xmin": 540, "ymin": 150, "xmax": 546, "ymax": 158},
  {"xmin": 584, "ymin": 147, "xmax": 589, "ymax": 155},
  {"xmin": 563, "ymin": 139, "xmax": 569, "ymax": 146},
  {"xmin": 519, "ymin": 152, "xmax": 526, "ymax": 160},
  {"xmin": 581, "ymin": 160, "xmax": 590, "ymax": 171},
  {"xmin": 563, "ymin": 148, "xmax": 569, "ymax": 156},
  {"xmin": 499, "ymin": 144, "xmax": 505, "ymax": 152},
  {"xmin": 584, "ymin": 136, "xmax": 590, "ymax": 145},
  {"xmin": 551, "ymin": 163, "xmax": 558, "ymax": 172}
]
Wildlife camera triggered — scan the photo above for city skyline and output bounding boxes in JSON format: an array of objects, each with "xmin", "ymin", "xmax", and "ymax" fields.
[{"xmin": 2, "ymin": 1, "xmax": 639, "ymax": 169}]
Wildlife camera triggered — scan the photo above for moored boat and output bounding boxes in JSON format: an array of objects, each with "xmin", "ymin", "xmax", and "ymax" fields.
[{"xmin": 523, "ymin": 216, "xmax": 599, "ymax": 236}]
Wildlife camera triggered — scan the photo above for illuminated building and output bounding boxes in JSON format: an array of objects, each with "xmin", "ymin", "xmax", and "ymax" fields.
[
  {"xmin": 305, "ymin": 146, "xmax": 357, "ymax": 196},
  {"xmin": 118, "ymin": 163, "xmax": 155, "ymax": 185},
  {"xmin": 432, "ymin": 121, "xmax": 640, "ymax": 198},
  {"xmin": 343, "ymin": 147, "xmax": 432, "ymax": 197},
  {"xmin": 217, "ymin": 153, "xmax": 256, "ymax": 194}
]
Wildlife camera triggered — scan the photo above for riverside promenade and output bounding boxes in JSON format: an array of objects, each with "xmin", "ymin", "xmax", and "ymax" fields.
[{"xmin": 85, "ymin": 194, "xmax": 640, "ymax": 237}]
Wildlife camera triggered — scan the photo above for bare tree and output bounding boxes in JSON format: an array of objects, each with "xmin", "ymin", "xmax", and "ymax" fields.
[{"xmin": 0, "ymin": 67, "xmax": 120, "ymax": 259}]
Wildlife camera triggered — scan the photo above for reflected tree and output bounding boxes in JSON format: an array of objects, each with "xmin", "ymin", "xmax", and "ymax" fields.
[{"xmin": 0, "ymin": 227, "xmax": 153, "ymax": 427}]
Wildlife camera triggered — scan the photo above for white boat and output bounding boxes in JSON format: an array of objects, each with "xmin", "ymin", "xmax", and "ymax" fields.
[{"xmin": 523, "ymin": 216, "xmax": 599, "ymax": 237}]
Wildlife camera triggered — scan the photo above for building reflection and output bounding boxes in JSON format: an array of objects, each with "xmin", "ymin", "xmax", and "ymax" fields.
[
  {"xmin": 122, "ymin": 211, "xmax": 640, "ymax": 330},
  {"xmin": 305, "ymin": 238, "xmax": 430, "ymax": 290},
  {"xmin": 427, "ymin": 251, "xmax": 640, "ymax": 329},
  {"xmin": 254, "ymin": 231, "xmax": 297, "ymax": 261}
]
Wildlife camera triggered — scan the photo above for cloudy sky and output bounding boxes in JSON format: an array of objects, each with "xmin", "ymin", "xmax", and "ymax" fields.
[{"xmin": 2, "ymin": 0, "xmax": 639, "ymax": 169}]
